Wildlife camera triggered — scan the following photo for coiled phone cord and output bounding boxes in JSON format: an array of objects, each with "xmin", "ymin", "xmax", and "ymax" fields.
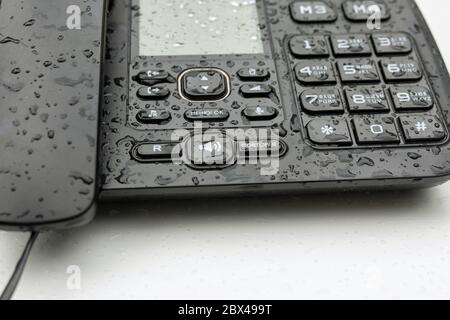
[{"xmin": 1, "ymin": 232, "xmax": 39, "ymax": 300}]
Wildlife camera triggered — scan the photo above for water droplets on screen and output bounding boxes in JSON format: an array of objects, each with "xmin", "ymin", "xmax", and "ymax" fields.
[{"xmin": 138, "ymin": 0, "xmax": 265, "ymax": 56}]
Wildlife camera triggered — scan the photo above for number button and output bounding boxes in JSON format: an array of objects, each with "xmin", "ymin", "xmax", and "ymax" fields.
[
  {"xmin": 345, "ymin": 87, "xmax": 389, "ymax": 113},
  {"xmin": 300, "ymin": 88, "xmax": 344, "ymax": 114},
  {"xmin": 337, "ymin": 59, "xmax": 380, "ymax": 83},
  {"xmin": 331, "ymin": 34, "xmax": 372, "ymax": 56},
  {"xmin": 290, "ymin": 1, "xmax": 337, "ymax": 22},
  {"xmin": 294, "ymin": 61, "xmax": 336, "ymax": 85},
  {"xmin": 137, "ymin": 86, "xmax": 170, "ymax": 100},
  {"xmin": 289, "ymin": 35, "xmax": 329, "ymax": 58},
  {"xmin": 342, "ymin": 0, "xmax": 390, "ymax": 21},
  {"xmin": 237, "ymin": 68, "xmax": 270, "ymax": 82},
  {"xmin": 306, "ymin": 117, "xmax": 352, "ymax": 146},
  {"xmin": 380, "ymin": 58, "xmax": 422, "ymax": 82},
  {"xmin": 353, "ymin": 116, "xmax": 400, "ymax": 144},
  {"xmin": 390, "ymin": 86, "xmax": 434, "ymax": 111},
  {"xmin": 372, "ymin": 33, "xmax": 412, "ymax": 55},
  {"xmin": 399, "ymin": 115, "xmax": 446, "ymax": 142}
]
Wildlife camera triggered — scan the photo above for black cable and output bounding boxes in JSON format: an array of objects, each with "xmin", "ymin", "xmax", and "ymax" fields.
[{"xmin": 1, "ymin": 231, "xmax": 39, "ymax": 300}]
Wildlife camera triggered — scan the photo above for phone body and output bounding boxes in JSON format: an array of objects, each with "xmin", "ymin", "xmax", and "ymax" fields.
[{"xmin": 1, "ymin": 0, "xmax": 450, "ymax": 230}]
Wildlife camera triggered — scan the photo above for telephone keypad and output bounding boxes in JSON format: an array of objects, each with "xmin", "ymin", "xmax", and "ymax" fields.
[{"xmin": 287, "ymin": 31, "xmax": 447, "ymax": 149}]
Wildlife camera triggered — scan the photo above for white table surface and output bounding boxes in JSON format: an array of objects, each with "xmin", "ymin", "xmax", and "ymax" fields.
[{"xmin": 1, "ymin": 0, "xmax": 450, "ymax": 300}]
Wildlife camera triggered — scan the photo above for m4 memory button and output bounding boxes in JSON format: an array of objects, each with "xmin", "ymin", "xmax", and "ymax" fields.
[
  {"xmin": 185, "ymin": 108, "xmax": 229, "ymax": 121},
  {"xmin": 399, "ymin": 115, "xmax": 446, "ymax": 142},
  {"xmin": 306, "ymin": 118, "xmax": 352, "ymax": 146},
  {"xmin": 353, "ymin": 116, "xmax": 400, "ymax": 144},
  {"xmin": 243, "ymin": 106, "xmax": 278, "ymax": 121},
  {"xmin": 342, "ymin": 0, "xmax": 390, "ymax": 21}
]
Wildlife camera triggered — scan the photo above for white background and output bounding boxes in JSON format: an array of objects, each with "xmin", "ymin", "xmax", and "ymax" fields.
[{"xmin": 1, "ymin": 0, "xmax": 450, "ymax": 300}]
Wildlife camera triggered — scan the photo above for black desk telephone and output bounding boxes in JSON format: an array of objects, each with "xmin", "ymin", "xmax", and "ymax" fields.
[{"xmin": 1, "ymin": 0, "xmax": 450, "ymax": 231}]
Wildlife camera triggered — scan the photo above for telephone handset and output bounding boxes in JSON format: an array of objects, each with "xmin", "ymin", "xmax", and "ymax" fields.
[
  {"xmin": 2, "ymin": 0, "xmax": 450, "ymax": 231},
  {"xmin": 0, "ymin": 0, "xmax": 105, "ymax": 230}
]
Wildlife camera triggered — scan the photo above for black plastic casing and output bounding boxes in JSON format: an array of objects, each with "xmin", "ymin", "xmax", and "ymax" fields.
[
  {"xmin": 0, "ymin": 0, "xmax": 106, "ymax": 230},
  {"xmin": 100, "ymin": 0, "xmax": 450, "ymax": 200},
  {"xmin": 1, "ymin": 0, "xmax": 450, "ymax": 231}
]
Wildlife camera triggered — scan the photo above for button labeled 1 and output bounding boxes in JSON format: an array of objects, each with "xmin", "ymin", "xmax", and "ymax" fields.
[{"xmin": 289, "ymin": 35, "xmax": 329, "ymax": 57}]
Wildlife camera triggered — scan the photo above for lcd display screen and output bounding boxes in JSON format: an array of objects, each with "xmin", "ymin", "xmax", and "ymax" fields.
[{"xmin": 138, "ymin": 0, "xmax": 265, "ymax": 56}]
